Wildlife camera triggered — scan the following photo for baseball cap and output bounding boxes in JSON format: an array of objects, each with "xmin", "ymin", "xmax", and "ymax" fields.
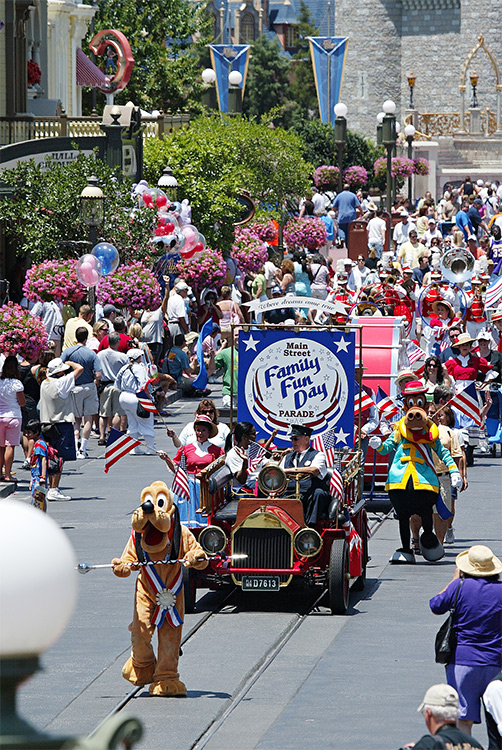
[
  {"xmin": 401, "ymin": 211, "xmax": 409, "ymax": 217},
  {"xmin": 417, "ymin": 684, "xmax": 459, "ymax": 712},
  {"xmin": 477, "ymin": 331, "xmax": 491, "ymax": 341},
  {"xmin": 272, "ymin": 285, "xmax": 282, "ymax": 295},
  {"xmin": 428, "ymin": 217, "xmax": 436, "ymax": 224},
  {"xmin": 473, "ymin": 198, "xmax": 483, "ymax": 206},
  {"xmin": 477, "ymin": 179, "xmax": 484, "ymax": 186},
  {"xmin": 467, "ymin": 235, "xmax": 477, "ymax": 242},
  {"xmin": 103, "ymin": 304, "xmax": 120, "ymax": 315},
  {"xmin": 127, "ymin": 348, "xmax": 143, "ymax": 360},
  {"xmin": 175, "ymin": 281, "xmax": 188, "ymax": 291}
]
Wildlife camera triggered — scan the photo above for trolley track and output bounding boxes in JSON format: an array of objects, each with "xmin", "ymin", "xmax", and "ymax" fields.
[{"xmin": 86, "ymin": 507, "xmax": 396, "ymax": 746}]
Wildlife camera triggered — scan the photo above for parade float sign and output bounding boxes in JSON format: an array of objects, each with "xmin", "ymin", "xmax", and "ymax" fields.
[{"xmin": 238, "ymin": 328, "xmax": 356, "ymax": 448}]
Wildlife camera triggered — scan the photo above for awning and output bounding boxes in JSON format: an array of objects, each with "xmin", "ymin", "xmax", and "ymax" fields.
[{"xmin": 76, "ymin": 48, "xmax": 111, "ymax": 89}]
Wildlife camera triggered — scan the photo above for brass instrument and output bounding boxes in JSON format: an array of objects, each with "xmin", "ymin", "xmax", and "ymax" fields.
[{"xmin": 440, "ymin": 247, "xmax": 475, "ymax": 284}]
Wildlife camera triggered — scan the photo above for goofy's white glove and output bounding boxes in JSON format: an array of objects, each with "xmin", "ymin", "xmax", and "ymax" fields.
[
  {"xmin": 369, "ymin": 436, "xmax": 382, "ymax": 450},
  {"xmin": 450, "ymin": 472, "xmax": 463, "ymax": 489}
]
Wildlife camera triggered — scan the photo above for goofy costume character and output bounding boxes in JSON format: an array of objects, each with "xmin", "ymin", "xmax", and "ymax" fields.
[{"xmin": 369, "ymin": 381, "xmax": 462, "ymax": 564}]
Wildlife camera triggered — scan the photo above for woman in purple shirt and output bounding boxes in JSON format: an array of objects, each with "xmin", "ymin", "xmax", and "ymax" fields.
[{"xmin": 430, "ymin": 545, "xmax": 502, "ymax": 736}]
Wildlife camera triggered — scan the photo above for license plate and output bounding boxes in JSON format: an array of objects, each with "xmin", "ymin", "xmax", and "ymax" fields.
[{"xmin": 241, "ymin": 576, "xmax": 280, "ymax": 591}]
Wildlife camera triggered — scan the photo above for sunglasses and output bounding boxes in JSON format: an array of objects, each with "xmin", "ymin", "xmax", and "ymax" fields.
[{"xmin": 200, "ymin": 409, "xmax": 215, "ymax": 415}]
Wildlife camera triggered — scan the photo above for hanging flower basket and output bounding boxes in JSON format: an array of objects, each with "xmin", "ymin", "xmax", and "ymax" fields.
[
  {"xmin": 283, "ymin": 216, "xmax": 327, "ymax": 251},
  {"xmin": 97, "ymin": 261, "xmax": 161, "ymax": 311},
  {"xmin": 231, "ymin": 228, "xmax": 268, "ymax": 275},
  {"xmin": 374, "ymin": 156, "xmax": 415, "ymax": 182},
  {"xmin": 176, "ymin": 249, "xmax": 227, "ymax": 295},
  {"xmin": 343, "ymin": 165, "xmax": 368, "ymax": 189},
  {"xmin": 413, "ymin": 157, "xmax": 430, "ymax": 176},
  {"xmin": 27, "ymin": 59, "xmax": 41, "ymax": 87},
  {"xmin": 245, "ymin": 219, "xmax": 278, "ymax": 244},
  {"xmin": 313, "ymin": 165, "xmax": 340, "ymax": 190},
  {"xmin": 0, "ymin": 303, "xmax": 48, "ymax": 360},
  {"xmin": 23, "ymin": 259, "xmax": 85, "ymax": 305}
]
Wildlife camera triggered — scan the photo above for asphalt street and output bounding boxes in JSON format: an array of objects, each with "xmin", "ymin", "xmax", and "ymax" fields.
[{"xmin": 8, "ymin": 386, "xmax": 501, "ymax": 750}]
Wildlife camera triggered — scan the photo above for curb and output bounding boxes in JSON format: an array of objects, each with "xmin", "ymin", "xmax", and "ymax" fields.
[{"xmin": 0, "ymin": 482, "xmax": 17, "ymax": 499}]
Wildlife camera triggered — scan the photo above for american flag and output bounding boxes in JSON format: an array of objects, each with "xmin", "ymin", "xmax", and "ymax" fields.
[
  {"xmin": 312, "ymin": 428, "xmax": 337, "ymax": 467},
  {"xmin": 137, "ymin": 389, "xmax": 157, "ymax": 413},
  {"xmin": 407, "ymin": 340, "xmax": 426, "ymax": 365},
  {"xmin": 172, "ymin": 449, "xmax": 190, "ymax": 501},
  {"xmin": 449, "ymin": 382, "xmax": 482, "ymax": 426},
  {"xmin": 104, "ymin": 428, "xmax": 141, "ymax": 473},
  {"xmin": 376, "ymin": 387, "xmax": 399, "ymax": 420},
  {"xmin": 485, "ymin": 276, "xmax": 502, "ymax": 308},
  {"xmin": 329, "ymin": 468, "xmax": 344, "ymax": 504},
  {"xmin": 354, "ymin": 383, "xmax": 375, "ymax": 413},
  {"xmin": 247, "ymin": 441, "xmax": 266, "ymax": 473}
]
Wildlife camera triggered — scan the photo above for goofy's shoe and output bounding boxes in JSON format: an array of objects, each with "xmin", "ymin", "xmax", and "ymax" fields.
[{"xmin": 390, "ymin": 548, "xmax": 416, "ymax": 564}]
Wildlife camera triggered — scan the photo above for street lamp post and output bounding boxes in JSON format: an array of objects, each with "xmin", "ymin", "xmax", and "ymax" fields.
[
  {"xmin": 334, "ymin": 102, "xmax": 348, "ymax": 194},
  {"xmin": 381, "ymin": 99, "xmax": 396, "ymax": 215},
  {"xmin": 404, "ymin": 123, "xmax": 416, "ymax": 207},
  {"xmin": 228, "ymin": 70, "xmax": 243, "ymax": 115},
  {"xmin": 201, "ymin": 68, "xmax": 217, "ymax": 111},
  {"xmin": 470, "ymin": 70, "xmax": 479, "ymax": 108},
  {"xmin": 157, "ymin": 165, "xmax": 178, "ymax": 203},
  {"xmin": 79, "ymin": 176, "xmax": 105, "ymax": 311},
  {"xmin": 376, "ymin": 111, "xmax": 385, "ymax": 146}
]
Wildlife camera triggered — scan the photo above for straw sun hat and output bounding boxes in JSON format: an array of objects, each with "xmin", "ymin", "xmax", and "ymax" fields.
[{"xmin": 456, "ymin": 545, "xmax": 502, "ymax": 577}]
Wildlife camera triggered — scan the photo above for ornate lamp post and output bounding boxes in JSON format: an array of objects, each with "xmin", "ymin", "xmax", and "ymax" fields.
[
  {"xmin": 201, "ymin": 68, "xmax": 217, "ymax": 110},
  {"xmin": 334, "ymin": 102, "xmax": 348, "ymax": 194},
  {"xmin": 407, "ymin": 72, "xmax": 416, "ymax": 109},
  {"xmin": 381, "ymin": 99, "xmax": 396, "ymax": 215},
  {"xmin": 228, "ymin": 70, "xmax": 243, "ymax": 115},
  {"xmin": 470, "ymin": 70, "xmax": 479, "ymax": 108},
  {"xmin": 376, "ymin": 111, "xmax": 385, "ymax": 146},
  {"xmin": 79, "ymin": 176, "xmax": 105, "ymax": 249},
  {"xmin": 157, "ymin": 165, "xmax": 178, "ymax": 203},
  {"xmin": 404, "ymin": 123, "xmax": 416, "ymax": 206}
]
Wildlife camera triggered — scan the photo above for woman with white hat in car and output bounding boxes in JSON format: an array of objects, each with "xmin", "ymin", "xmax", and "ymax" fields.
[
  {"xmin": 430, "ymin": 545, "xmax": 502, "ymax": 736},
  {"xmin": 115, "ymin": 348, "xmax": 155, "ymax": 454}
]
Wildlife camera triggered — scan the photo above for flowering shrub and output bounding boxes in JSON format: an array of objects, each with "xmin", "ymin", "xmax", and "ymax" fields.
[
  {"xmin": 245, "ymin": 218, "xmax": 277, "ymax": 243},
  {"xmin": 177, "ymin": 249, "xmax": 227, "ymax": 295},
  {"xmin": 374, "ymin": 156, "xmax": 415, "ymax": 180},
  {"xmin": 23, "ymin": 259, "xmax": 85, "ymax": 305},
  {"xmin": 413, "ymin": 157, "xmax": 430, "ymax": 176},
  {"xmin": 97, "ymin": 261, "xmax": 161, "ymax": 311},
  {"xmin": 0, "ymin": 303, "xmax": 48, "ymax": 360},
  {"xmin": 313, "ymin": 165, "xmax": 340, "ymax": 190},
  {"xmin": 27, "ymin": 59, "xmax": 41, "ymax": 86},
  {"xmin": 343, "ymin": 165, "xmax": 368, "ymax": 189},
  {"xmin": 283, "ymin": 217, "xmax": 327, "ymax": 251},
  {"xmin": 232, "ymin": 228, "xmax": 268, "ymax": 275}
]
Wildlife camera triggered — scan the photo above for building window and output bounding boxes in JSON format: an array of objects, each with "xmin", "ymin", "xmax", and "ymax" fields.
[
  {"xmin": 285, "ymin": 25, "xmax": 300, "ymax": 49},
  {"xmin": 241, "ymin": 13, "xmax": 255, "ymax": 43}
]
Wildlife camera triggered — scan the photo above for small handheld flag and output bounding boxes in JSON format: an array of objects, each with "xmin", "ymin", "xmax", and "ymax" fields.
[
  {"xmin": 172, "ymin": 449, "xmax": 190, "ymax": 501},
  {"xmin": 376, "ymin": 387, "xmax": 399, "ymax": 421},
  {"xmin": 312, "ymin": 427, "xmax": 337, "ymax": 467},
  {"xmin": 449, "ymin": 382, "xmax": 482, "ymax": 426},
  {"xmin": 247, "ymin": 441, "xmax": 266, "ymax": 473},
  {"xmin": 137, "ymin": 390, "xmax": 157, "ymax": 413},
  {"xmin": 354, "ymin": 383, "xmax": 375, "ymax": 413},
  {"xmin": 104, "ymin": 428, "xmax": 141, "ymax": 473}
]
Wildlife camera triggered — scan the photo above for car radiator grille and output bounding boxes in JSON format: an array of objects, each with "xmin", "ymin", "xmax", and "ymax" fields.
[{"xmin": 232, "ymin": 527, "xmax": 292, "ymax": 583}]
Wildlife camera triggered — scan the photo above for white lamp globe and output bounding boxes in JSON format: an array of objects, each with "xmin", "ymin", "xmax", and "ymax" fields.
[
  {"xmin": 202, "ymin": 68, "xmax": 216, "ymax": 84},
  {"xmin": 383, "ymin": 99, "xmax": 396, "ymax": 114},
  {"xmin": 376, "ymin": 112, "xmax": 385, "ymax": 124},
  {"xmin": 334, "ymin": 102, "xmax": 348, "ymax": 118},
  {"xmin": 404, "ymin": 124, "xmax": 416, "ymax": 138},
  {"xmin": 395, "ymin": 121, "xmax": 401, "ymax": 133},
  {"xmin": 228, "ymin": 70, "xmax": 243, "ymax": 86},
  {"xmin": 0, "ymin": 500, "xmax": 78, "ymax": 657}
]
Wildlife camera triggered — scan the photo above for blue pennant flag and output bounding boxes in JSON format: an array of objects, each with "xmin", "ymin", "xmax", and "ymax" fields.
[
  {"xmin": 209, "ymin": 44, "xmax": 250, "ymax": 113},
  {"xmin": 307, "ymin": 37, "xmax": 349, "ymax": 124}
]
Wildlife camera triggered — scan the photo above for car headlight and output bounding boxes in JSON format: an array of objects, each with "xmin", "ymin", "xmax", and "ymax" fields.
[
  {"xmin": 294, "ymin": 528, "xmax": 323, "ymax": 558},
  {"xmin": 258, "ymin": 465, "xmax": 287, "ymax": 496},
  {"xmin": 199, "ymin": 525, "xmax": 227, "ymax": 555}
]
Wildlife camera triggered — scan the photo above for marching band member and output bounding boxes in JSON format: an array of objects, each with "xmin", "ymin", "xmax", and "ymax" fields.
[{"xmin": 465, "ymin": 276, "xmax": 487, "ymax": 339}]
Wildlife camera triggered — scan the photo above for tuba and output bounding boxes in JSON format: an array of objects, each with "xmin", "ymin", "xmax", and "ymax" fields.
[{"xmin": 440, "ymin": 247, "xmax": 475, "ymax": 284}]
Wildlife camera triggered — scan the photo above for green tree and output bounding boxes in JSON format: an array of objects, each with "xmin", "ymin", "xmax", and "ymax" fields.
[
  {"xmin": 143, "ymin": 114, "xmax": 313, "ymax": 254},
  {"xmin": 242, "ymin": 35, "xmax": 291, "ymax": 121},
  {"xmin": 287, "ymin": 1, "xmax": 319, "ymax": 121},
  {"xmin": 82, "ymin": 0, "xmax": 211, "ymax": 113},
  {"xmin": 0, "ymin": 153, "xmax": 155, "ymax": 264}
]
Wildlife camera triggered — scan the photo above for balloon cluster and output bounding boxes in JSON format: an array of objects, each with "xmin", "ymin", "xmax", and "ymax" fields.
[
  {"xmin": 134, "ymin": 181, "xmax": 206, "ymax": 260},
  {"xmin": 76, "ymin": 254, "xmax": 102, "ymax": 288}
]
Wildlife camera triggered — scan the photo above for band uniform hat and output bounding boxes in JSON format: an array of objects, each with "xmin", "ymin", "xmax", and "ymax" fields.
[
  {"xmin": 401, "ymin": 380, "xmax": 428, "ymax": 398},
  {"xmin": 430, "ymin": 270, "xmax": 442, "ymax": 279},
  {"xmin": 402, "ymin": 266, "xmax": 413, "ymax": 275},
  {"xmin": 471, "ymin": 275, "xmax": 482, "ymax": 284},
  {"xmin": 417, "ymin": 684, "xmax": 459, "ymax": 713},
  {"xmin": 193, "ymin": 414, "xmax": 218, "ymax": 439},
  {"xmin": 395, "ymin": 369, "xmax": 416, "ymax": 386},
  {"xmin": 432, "ymin": 298, "xmax": 455, "ymax": 318},
  {"xmin": 337, "ymin": 274, "xmax": 348, "ymax": 284},
  {"xmin": 127, "ymin": 348, "xmax": 143, "ymax": 360},
  {"xmin": 491, "ymin": 308, "xmax": 502, "ymax": 322},
  {"xmin": 456, "ymin": 545, "xmax": 502, "ymax": 577},
  {"xmin": 290, "ymin": 424, "xmax": 313, "ymax": 437},
  {"xmin": 454, "ymin": 332, "xmax": 475, "ymax": 347},
  {"xmin": 46, "ymin": 358, "xmax": 70, "ymax": 377}
]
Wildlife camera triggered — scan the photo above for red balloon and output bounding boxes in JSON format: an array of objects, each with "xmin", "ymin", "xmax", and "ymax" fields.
[
  {"xmin": 192, "ymin": 242, "xmax": 204, "ymax": 254},
  {"xmin": 156, "ymin": 195, "xmax": 167, "ymax": 208},
  {"xmin": 155, "ymin": 227, "xmax": 167, "ymax": 236},
  {"xmin": 164, "ymin": 222, "xmax": 175, "ymax": 233},
  {"xmin": 142, "ymin": 193, "xmax": 154, "ymax": 208},
  {"xmin": 180, "ymin": 247, "xmax": 196, "ymax": 260}
]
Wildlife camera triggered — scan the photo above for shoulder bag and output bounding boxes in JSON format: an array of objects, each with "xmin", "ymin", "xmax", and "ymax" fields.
[{"xmin": 434, "ymin": 579, "xmax": 463, "ymax": 664}]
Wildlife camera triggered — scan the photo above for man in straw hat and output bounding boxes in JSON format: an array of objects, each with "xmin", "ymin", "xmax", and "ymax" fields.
[
  {"xmin": 430, "ymin": 545, "xmax": 502, "ymax": 737},
  {"xmin": 401, "ymin": 683, "xmax": 483, "ymax": 749}
]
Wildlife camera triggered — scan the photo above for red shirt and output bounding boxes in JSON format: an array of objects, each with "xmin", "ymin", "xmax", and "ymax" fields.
[
  {"xmin": 174, "ymin": 443, "xmax": 223, "ymax": 474},
  {"xmin": 466, "ymin": 292, "xmax": 486, "ymax": 323},
  {"xmin": 445, "ymin": 354, "xmax": 492, "ymax": 382},
  {"xmin": 98, "ymin": 333, "xmax": 133, "ymax": 354}
]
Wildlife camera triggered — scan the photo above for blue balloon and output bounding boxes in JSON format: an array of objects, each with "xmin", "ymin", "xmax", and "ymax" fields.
[{"xmin": 92, "ymin": 242, "xmax": 119, "ymax": 276}]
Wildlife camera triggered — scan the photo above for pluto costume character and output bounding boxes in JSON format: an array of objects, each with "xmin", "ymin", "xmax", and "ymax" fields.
[
  {"xmin": 112, "ymin": 481, "xmax": 208, "ymax": 696},
  {"xmin": 369, "ymin": 381, "xmax": 462, "ymax": 564}
]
